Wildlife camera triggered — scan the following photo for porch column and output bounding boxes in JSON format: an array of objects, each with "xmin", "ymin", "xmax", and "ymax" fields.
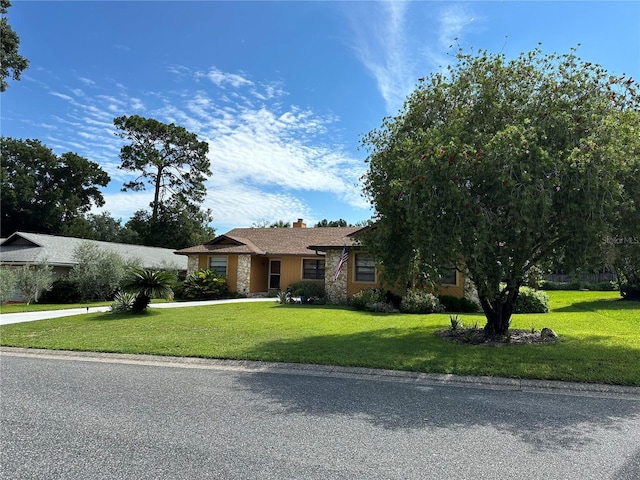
[
  {"xmin": 325, "ymin": 249, "xmax": 348, "ymax": 304},
  {"xmin": 187, "ymin": 255, "xmax": 199, "ymax": 274},
  {"xmin": 237, "ymin": 254, "xmax": 251, "ymax": 295}
]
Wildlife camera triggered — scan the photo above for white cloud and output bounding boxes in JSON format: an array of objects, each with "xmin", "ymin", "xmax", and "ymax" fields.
[
  {"xmin": 50, "ymin": 91, "xmax": 74, "ymax": 102},
  {"xmin": 439, "ymin": 5, "xmax": 474, "ymax": 50},
  {"xmin": 43, "ymin": 65, "xmax": 369, "ymax": 232},
  {"xmin": 345, "ymin": 1, "xmax": 475, "ymax": 114},
  {"xmin": 203, "ymin": 180, "xmax": 313, "ymax": 229},
  {"xmin": 347, "ymin": 1, "xmax": 413, "ymax": 114},
  {"xmin": 206, "ymin": 67, "xmax": 254, "ymax": 88},
  {"xmin": 95, "ymin": 191, "xmax": 153, "ymax": 221}
]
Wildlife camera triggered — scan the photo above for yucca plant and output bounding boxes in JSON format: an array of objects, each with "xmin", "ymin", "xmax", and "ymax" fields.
[
  {"xmin": 110, "ymin": 291, "xmax": 137, "ymax": 313},
  {"xmin": 122, "ymin": 268, "xmax": 176, "ymax": 313}
]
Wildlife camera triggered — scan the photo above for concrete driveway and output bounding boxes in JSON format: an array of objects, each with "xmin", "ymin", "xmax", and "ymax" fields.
[{"xmin": 0, "ymin": 297, "xmax": 276, "ymax": 325}]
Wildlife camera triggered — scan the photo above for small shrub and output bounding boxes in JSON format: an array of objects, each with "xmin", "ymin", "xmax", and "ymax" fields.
[
  {"xmin": 540, "ymin": 280, "xmax": 617, "ymax": 291},
  {"xmin": 591, "ymin": 281, "xmax": 617, "ymax": 291},
  {"xmin": 350, "ymin": 288, "xmax": 387, "ymax": 311},
  {"xmin": 513, "ymin": 287, "xmax": 550, "ymax": 314},
  {"xmin": 122, "ymin": 268, "xmax": 176, "ymax": 313},
  {"xmin": 438, "ymin": 295, "xmax": 479, "ymax": 313},
  {"xmin": 110, "ymin": 291, "xmax": 136, "ymax": 313},
  {"xmin": 289, "ymin": 281, "xmax": 325, "ymax": 299},
  {"xmin": 449, "ymin": 314, "xmax": 464, "ymax": 330},
  {"xmin": 400, "ymin": 289, "xmax": 444, "ymax": 314},
  {"xmin": 0, "ymin": 267, "xmax": 18, "ymax": 304},
  {"xmin": 39, "ymin": 278, "xmax": 83, "ymax": 304},
  {"xmin": 15, "ymin": 261, "xmax": 53, "ymax": 304},
  {"xmin": 181, "ymin": 269, "xmax": 229, "ymax": 300},
  {"xmin": 620, "ymin": 282, "xmax": 640, "ymax": 301},
  {"xmin": 540, "ymin": 281, "xmax": 576, "ymax": 290},
  {"xmin": 276, "ymin": 290, "xmax": 290, "ymax": 304}
]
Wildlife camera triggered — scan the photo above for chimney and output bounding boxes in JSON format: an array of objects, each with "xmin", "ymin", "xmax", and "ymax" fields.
[{"xmin": 292, "ymin": 218, "xmax": 306, "ymax": 228}]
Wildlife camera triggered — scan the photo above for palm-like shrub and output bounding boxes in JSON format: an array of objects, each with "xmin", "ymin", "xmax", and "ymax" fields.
[
  {"xmin": 110, "ymin": 291, "xmax": 137, "ymax": 313},
  {"xmin": 122, "ymin": 268, "xmax": 176, "ymax": 313}
]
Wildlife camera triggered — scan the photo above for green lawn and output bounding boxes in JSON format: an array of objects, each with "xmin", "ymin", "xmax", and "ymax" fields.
[{"xmin": 1, "ymin": 291, "xmax": 638, "ymax": 386}]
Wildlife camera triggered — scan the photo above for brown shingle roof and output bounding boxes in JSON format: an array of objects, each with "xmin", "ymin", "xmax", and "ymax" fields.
[{"xmin": 175, "ymin": 227, "xmax": 365, "ymax": 256}]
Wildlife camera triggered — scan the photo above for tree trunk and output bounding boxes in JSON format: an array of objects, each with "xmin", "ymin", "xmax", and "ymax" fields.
[
  {"xmin": 152, "ymin": 166, "xmax": 164, "ymax": 223},
  {"xmin": 132, "ymin": 294, "xmax": 151, "ymax": 314},
  {"xmin": 479, "ymin": 290, "xmax": 518, "ymax": 335}
]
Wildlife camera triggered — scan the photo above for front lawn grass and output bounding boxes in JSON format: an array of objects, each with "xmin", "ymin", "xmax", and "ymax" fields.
[{"xmin": 1, "ymin": 291, "xmax": 638, "ymax": 386}]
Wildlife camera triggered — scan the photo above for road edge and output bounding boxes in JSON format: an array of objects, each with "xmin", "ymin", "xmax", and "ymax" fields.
[{"xmin": 2, "ymin": 346, "xmax": 639, "ymax": 398}]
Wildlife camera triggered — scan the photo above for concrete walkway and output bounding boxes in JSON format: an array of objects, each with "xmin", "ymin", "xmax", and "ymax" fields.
[{"xmin": 0, "ymin": 297, "xmax": 276, "ymax": 325}]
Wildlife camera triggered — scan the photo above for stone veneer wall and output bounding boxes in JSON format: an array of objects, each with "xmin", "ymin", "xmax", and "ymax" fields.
[
  {"xmin": 236, "ymin": 254, "xmax": 251, "ymax": 295},
  {"xmin": 187, "ymin": 255, "xmax": 199, "ymax": 274},
  {"xmin": 325, "ymin": 249, "xmax": 348, "ymax": 304},
  {"xmin": 463, "ymin": 269, "xmax": 480, "ymax": 305}
]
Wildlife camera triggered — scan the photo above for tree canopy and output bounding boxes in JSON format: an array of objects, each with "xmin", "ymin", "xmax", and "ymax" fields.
[
  {"xmin": 0, "ymin": 137, "xmax": 110, "ymax": 237},
  {"xmin": 361, "ymin": 47, "xmax": 640, "ymax": 334},
  {"xmin": 113, "ymin": 115, "xmax": 211, "ymax": 223},
  {"xmin": 314, "ymin": 219, "xmax": 348, "ymax": 227},
  {"xmin": 124, "ymin": 199, "xmax": 215, "ymax": 249},
  {"xmin": 0, "ymin": 0, "xmax": 29, "ymax": 92}
]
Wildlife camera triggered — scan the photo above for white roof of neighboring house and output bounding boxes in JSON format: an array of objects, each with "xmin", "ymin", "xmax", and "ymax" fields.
[{"xmin": 0, "ymin": 232, "xmax": 187, "ymax": 271}]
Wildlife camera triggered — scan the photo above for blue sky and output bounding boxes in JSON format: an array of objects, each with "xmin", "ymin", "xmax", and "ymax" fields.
[{"xmin": 2, "ymin": 1, "xmax": 639, "ymax": 233}]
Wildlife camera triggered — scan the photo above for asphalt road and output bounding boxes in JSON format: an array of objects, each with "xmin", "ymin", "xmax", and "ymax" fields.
[{"xmin": 1, "ymin": 351, "xmax": 639, "ymax": 480}]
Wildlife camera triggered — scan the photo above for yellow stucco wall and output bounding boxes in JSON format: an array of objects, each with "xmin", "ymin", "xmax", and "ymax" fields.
[
  {"xmin": 433, "ymin": 270, "xmax": 465, "ymax": 298},
  {"xmin": 250, "ymin": 257, "xmax": 269, "ymax": 292},
  {"xmin": 194, "ymin": 252, "xmax": 465, "ymax": 299}
]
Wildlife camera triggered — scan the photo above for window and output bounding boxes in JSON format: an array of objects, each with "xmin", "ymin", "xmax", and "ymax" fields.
[
  {"xmin": 355, "ymin": 253, "xmax": 376, "ymax": 282},
  {"xmin": 209, "ymin": 256, "xmax": 227, "ymax": 277},
  {"xmin": 303, "ymin": 259, "xmax": 325, "ymax": 280},
  {"xmin": 439, "ymin": 267, "xmax": 457, "ymax": 285}
]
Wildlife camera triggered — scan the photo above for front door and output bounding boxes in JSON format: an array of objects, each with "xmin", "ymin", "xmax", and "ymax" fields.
[{"xmin": 269, "ymin": 260, "xmax": 281, "ymax": 290}]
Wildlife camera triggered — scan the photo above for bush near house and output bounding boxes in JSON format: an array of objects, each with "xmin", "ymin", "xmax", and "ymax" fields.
[
  {"xmin": 0, "ymin": 267, "xmax": 18, "ymax": 304},
  {"xmin": 513, "ymin": 287, "xmax": 550, "ymax": 314},
  {"xmin": 288, "ymin": 281, "xmax": 325, "ymax": 300},
  {"xmin": 350, "ymin": 288, "xmax": 390, "ymax": 312},
  {"xmin": 179, "ymin": 269, "xmax": 229, "ymax": 300},
  {"xmin": 39, "ymin": 278, "xmax": 83, "ymax": 304},
  {"xmin": 400, "ymin": 289, "xmax": 444, "ymax": 314},
  {"xmin": 438, "ymin": 295, "xmax": 479, "ymax": 313}
]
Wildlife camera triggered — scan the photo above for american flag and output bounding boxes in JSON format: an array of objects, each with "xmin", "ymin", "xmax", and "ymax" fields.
[{"xmin": 333, "ymin": 247, "xmax": 348, "ymax": 281}]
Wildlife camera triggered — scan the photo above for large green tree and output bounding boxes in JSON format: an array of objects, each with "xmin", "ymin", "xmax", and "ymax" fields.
[
  {"xmin": 113, "ymin": 115, "xmax": 211, "ymax": 223},
  {"xmin": 62, "ymin": 212, "xmax": 133, "ymax": 243},
  {"xmin": 0, "ymin": 138, "xmax": 110, "ymax": 236},
  {"xmin": 601, "ymin": 111, "xmax": 640, "ymax": 300},
  {"xmin": 0, "ymin": 0, "xmax": 29, "ymax": 92},
  {"xmin": 362, "ymin": 47, "xmax": 639, "ymax": 334},
  {"xmin": 124, "ymin": 199, "xmax": 215, "ymax": 249}
]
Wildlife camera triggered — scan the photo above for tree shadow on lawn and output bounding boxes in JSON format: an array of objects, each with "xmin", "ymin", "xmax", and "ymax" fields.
[
  {"xmin": 87, "ymin": 310, "xmax": 164, "ymax": 321},
  {"xmin": 235, "ymin": 338, "xmax": 640, "ymax": 453},
  {"xmin": 554, "ymin": 297, "xmax": 640, "ymax": 313}
]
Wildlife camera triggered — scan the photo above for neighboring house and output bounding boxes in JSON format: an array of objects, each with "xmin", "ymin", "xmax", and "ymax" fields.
[
  {"xmin": 175, "ymin": 219, "xmax": 465, "ymax": 303},
  {"xmin": 0, "ymin": 232, "xmax": 188, "ymax": 300}
]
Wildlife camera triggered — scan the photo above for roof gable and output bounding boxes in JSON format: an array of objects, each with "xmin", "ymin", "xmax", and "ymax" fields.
[{"xmin": 176, "ymin": 226, "xmax": 365, "ymax": 256}]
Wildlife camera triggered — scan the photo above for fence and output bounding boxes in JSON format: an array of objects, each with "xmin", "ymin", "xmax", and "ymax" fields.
[{"xmin": 544, "ymin": 272, "xmax": 618, "ymax": 284}]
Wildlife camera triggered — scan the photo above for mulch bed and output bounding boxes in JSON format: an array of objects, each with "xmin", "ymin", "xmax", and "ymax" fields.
[{"xmin": 435, "ymin": 328, "xmax": 559, "ymax": 346}]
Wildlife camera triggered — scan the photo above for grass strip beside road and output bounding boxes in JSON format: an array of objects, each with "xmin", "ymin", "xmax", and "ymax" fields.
[{"xmin": 1, "ymin": 291, "xmax": 638, "ymax": 386}]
